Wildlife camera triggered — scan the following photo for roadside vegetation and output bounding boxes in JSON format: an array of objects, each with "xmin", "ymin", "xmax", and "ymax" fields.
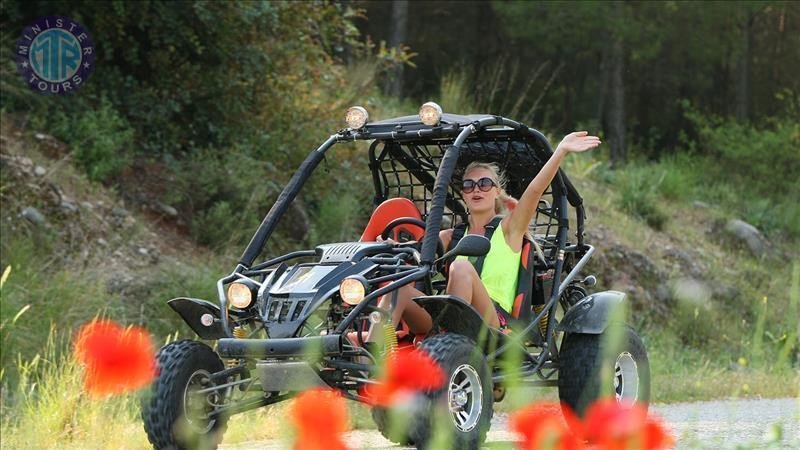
[{"xmin": 1, "ymin": 1, "xmax": 798, "ymax": 448}]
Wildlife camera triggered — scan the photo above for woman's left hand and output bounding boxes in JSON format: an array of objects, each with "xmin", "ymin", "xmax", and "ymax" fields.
[{"xmin": 556, "ymin": 131, "xmax": 601, "ymax": 153}]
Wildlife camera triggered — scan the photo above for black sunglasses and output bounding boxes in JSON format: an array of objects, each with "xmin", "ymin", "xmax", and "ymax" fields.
[{"xmin": 461, "ymin": 177, "xmax": 497, "ymax": 194}]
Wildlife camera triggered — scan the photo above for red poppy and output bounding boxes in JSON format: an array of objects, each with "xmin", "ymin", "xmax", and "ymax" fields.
[
  {"xmin": 361, "ymin": 346, "xmax": 445, "ymax": 406},
  {"xmin": 73, "ymin": 319, "xmax": 156, "ymax": 396},
  {"xmin": 510, "ymin": 402, "xmax": 585, "ymax": 450},
  {"xmin": 583, "ymin": 398, "xmax": 673, "ymax": 450},
  {"xmin": 290, "ymin": 388, "xmax": 350, "ymax": 450}
]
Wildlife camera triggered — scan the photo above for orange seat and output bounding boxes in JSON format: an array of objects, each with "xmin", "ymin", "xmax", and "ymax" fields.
[{"xmin": 360, "ymin": 198, "xmax": 425, "ymax": 242}]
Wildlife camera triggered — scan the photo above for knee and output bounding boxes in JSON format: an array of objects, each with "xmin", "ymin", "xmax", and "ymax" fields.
[{"xmin": 449, "ymin": 260, "xmax": 475, "ymax": 279}]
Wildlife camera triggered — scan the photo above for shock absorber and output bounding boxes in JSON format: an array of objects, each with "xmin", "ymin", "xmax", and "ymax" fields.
[
  {"xmin": 533, "ymin": 304, "xmax": 549, "ymax": 338},
  {"xmin": 371, "ymin": 311, "xmax": 398, "ymax": 356},
  {"xmin": 232, "ymin": 326, "xmax": 247, "ymax": 339},
  {"xmin": 382, "ymin": 322, "xmax": 398, "ymax": 356},
  {"xmin": 229, "ymin": 326, "xmax": 247, "ymax": 367}
]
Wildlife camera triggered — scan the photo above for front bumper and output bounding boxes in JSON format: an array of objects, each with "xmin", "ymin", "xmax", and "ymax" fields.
[{"xmin": 217, "ymin": 335, "xmax": 343, "ymax": 359}]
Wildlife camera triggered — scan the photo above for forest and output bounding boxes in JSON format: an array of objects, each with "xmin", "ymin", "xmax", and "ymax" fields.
[{"xmin": 0, "ymin": 1, "xmax": 798, "ymax": 448}]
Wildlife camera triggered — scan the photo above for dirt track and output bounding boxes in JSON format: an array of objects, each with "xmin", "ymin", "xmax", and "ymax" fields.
[{"xmin": 223, "ymin": 397, "xmax": 799, "ymax": 449}]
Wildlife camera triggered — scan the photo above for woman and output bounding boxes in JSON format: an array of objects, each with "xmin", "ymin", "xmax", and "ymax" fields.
[{"xmin": 377, "ymin": 131, "xmax": 601, "ymax": 334}]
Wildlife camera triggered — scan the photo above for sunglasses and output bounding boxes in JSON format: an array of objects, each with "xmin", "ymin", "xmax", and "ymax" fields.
[{"xmin": 461, "ymin": 177, "xmax": 497, "ymax": 194}]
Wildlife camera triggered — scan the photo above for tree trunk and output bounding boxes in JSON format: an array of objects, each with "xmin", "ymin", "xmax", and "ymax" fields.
[
  {"xmin": 596, "ymin": 42, "xmax": 611, "ymax": 129},
  {"xmin": 735, "ymin": 11, "xmax": 754, "ymax": 122},
  {"xmin": 605, "ymin": 35, "xmax": 627, "ymax": 166},
  {"xmin": 387, "ymin": 0, "xmax": 408, "ymax": 97}
]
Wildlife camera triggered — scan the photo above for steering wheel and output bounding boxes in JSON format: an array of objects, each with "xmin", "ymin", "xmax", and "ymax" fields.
[
  {"xmin": 379, "ymin": 217, "xmax": 426, "ymax": 241},
  {"xmin": 379, "ymin": 217, "xmax": 445, "ymax": 259}
]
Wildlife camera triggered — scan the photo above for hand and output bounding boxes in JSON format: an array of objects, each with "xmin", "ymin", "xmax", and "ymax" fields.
[
  {"xmin": 376, "ymin": 235, "xmax": 397, "ymax": 244},
  {"xmin": 556, "ymin": 131, "xmax": 601, "ymax": 154}
]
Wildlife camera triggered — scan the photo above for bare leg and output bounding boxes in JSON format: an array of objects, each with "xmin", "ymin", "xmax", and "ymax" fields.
[
  {"xmin": 446, "ymin": 260, "xmax": 501, "ymax": 328},
  {"xmin": 365, "ymin": 284, "xmax": 433, "ymax": 347},
  {"xmin": 377, "ymin": 284, "xmax": 433, "ymax": 334}
]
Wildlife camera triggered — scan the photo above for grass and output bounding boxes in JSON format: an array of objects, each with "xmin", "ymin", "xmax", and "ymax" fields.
[{"xmin": 1, "ymin": 90, "xmax": 798, "ymax": 447}]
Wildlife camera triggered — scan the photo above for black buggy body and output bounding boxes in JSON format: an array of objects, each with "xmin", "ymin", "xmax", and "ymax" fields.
[{"xmin": 141, "ymin": 107, "xmax": 650, "ymax": 449}]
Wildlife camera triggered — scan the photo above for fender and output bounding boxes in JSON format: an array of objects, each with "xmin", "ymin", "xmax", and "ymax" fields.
[
  {"xmin": 168, "ymin": 297, "xmax": 229, "ymax": 340},
  {"xmin": 557, "ymin": 290, "xmax": 626, "ymax": 334},
  {"xmin": 412, "ymin": 295, "xmax": 504, "ymax": 347}
]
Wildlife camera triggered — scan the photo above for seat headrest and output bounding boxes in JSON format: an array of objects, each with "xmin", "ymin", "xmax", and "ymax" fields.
[{"xmin": 360, "ymin": 198, "xmax": 424, "ymax": 242}]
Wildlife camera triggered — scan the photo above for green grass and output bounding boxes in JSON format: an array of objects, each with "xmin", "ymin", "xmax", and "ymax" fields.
[{"xmin": 1, "ymin": 95, "xmax": 799, "ymax": 447}]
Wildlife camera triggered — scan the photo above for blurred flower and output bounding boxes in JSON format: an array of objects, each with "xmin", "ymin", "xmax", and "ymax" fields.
[
  {"xmin": 73, "ymin": 319, "xmax": 156, "ymax": 396},
  {"xmin": 362, "ymin": 346, "xmax": 445, "ymax": 406},
  {"xmin": 510, "ymin": 402, "xmax": 584, "ymax": 450},
  {"xmin": 583, "ymin": 398, "xmax": 673, "ymax": 450},
  {"xmin": 290, "ymin": 388, "xmax": 350, "ymax": 450}
]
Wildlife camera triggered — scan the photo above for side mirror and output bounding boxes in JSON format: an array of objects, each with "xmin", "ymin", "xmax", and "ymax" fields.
[{"xmin": 436, "ymin": 235, "xmax": 491, "ymax": 263}]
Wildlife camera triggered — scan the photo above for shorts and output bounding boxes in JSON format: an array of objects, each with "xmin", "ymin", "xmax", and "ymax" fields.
[{"xmin": 493, "ymin": 301, "xmax": 512, "ymax": 329}]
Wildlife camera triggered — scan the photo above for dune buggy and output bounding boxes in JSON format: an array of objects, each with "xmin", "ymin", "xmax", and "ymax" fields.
[{"xmin": 141, "ymin": 104, "xmax": 650, "ymax": 449}]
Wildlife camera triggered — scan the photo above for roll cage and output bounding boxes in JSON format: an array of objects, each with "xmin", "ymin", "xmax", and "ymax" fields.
[{"xmin": 215, "ymin": 113, "xmax": 594, "ymax": 376}]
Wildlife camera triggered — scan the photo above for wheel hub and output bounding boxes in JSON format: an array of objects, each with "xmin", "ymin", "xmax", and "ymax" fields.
[
  {"xmin": 450, "ymin": 389, "xmax": 468, "ymax": 409},
  {"xmin": 614, "ymin": 352, "xmax": 640, "ymax": 402},
  {"xmin": 183, "ymin": 369, "xmax": 217, "ymax": 433},
  {"xmin": 447, "ymin": 364, "xmax": 483, "ymax": 432}
]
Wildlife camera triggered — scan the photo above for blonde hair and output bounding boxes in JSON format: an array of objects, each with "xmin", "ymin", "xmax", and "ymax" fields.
[{"xmin": 463, "ymin": 161, "xmax": 518, "ymax": 215}]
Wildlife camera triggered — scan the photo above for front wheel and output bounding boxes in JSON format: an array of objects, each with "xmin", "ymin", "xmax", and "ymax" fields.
[
  {"xmin": 141, "ymin": 340, "xmax": 228, "ymax": 450},
  {"xmin": 408, "ymin": 333, "xmax": 493, "ymax": 450},
  {"xmin": 558, "ymin": 326, "xmax": 650, "ymax": 417}
]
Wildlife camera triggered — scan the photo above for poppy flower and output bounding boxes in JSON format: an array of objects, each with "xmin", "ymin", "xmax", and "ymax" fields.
[
  {"xmin": 73, "ymin": 319, "xmax": 156, "ymax": 396},
  {"xmin": 289, "ymin": 388, "xmax": 350, "ymax": 450},
  {"xmin": 361, "ymin": 346, "xmax": 445, "ymax": 406},
  {"xmin": 583, "ymin": 398, "xmax": 673, "ymax": 450},
  {"xmin": 510, "ymin": 402, "xmax": 584, "ymax": 450}
]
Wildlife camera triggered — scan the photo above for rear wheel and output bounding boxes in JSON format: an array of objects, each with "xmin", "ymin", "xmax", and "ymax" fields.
[
  {"xmin": 141, "ymin": 340, "xmax": 228, "ymax": 450},
  {"xmin": 557, "ymin": 326, "xmax": 650, "ymax": 417},
  {"xmin": 408, "ymin": 333, "xmax": 493, "ymax": 450}
]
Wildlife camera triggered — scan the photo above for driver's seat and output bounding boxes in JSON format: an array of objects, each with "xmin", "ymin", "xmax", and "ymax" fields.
[{"xmin": 360, "ymin": 198, "xmax": 425, "ymax": 242}]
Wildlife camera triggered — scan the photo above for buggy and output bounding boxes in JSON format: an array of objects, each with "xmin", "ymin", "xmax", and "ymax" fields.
[{"xmin": 141, "ymin": 103, "xmax": 650, "ymax": 449}]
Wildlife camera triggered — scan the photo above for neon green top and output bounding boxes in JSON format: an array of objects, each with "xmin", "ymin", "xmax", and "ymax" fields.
[{"xmin": 456, "ymin": 222, "xmax": 521, "ymax": 313}]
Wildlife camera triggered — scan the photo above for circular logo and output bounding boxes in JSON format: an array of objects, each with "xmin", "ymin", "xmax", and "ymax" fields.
[{"xmin": 15, "ymin": 16, "xmax": 95, "ymax": 95}]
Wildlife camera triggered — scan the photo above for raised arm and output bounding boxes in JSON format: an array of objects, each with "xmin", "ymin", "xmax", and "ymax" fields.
[{"xmin": 506, "ymin": 131, "xmax": 601, "ymax": 238}]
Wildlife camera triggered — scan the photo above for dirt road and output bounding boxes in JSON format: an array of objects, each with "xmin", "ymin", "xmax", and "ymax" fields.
[{"xmin": 223, "ymin": 397, "xmax": 799, "ymax": 449}]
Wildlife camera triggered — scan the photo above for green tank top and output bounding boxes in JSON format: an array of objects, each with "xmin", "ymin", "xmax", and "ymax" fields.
[{"xmin": 456, "ymin": 222, "xmax": 520, "ymax": 313}]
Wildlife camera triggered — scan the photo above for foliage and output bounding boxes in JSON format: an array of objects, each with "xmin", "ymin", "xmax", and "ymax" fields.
[
  {"xmin": 683, "ymin": 106, "xmax": 800, "ymax": 237},
  {"xmin": 1, "ymin": 0, "xmax": 382, "ymax": 248},
  {"xmin": 0, "ymin": 331, "xmax": 152, "ymax": 449},
  {"xmin": 28, "ymin": 98, "xmax": 134, "ymax": 182},
  {"xmin": 613, "ymin": 166, "xmax": 670, "ymax": 230},
  {"xmin": 361, "ymin": 1, "xmax": 799, "ymax": 157}
]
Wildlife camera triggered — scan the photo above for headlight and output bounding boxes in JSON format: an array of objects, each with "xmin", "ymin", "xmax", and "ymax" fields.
[
  {"xmin": 345, "ymin": 106, "xmax": 369, "ymax": 129},
  {"xmin": 339, "ymin": 277, "xmax": 366, "ymax": 306},
  {"xmin": 419, "ymin": 101, "xmax": 442, "ymax": 126},
  {"xmin": 227, "ymin": 282, "xmax": 254, "ymax": 309}
]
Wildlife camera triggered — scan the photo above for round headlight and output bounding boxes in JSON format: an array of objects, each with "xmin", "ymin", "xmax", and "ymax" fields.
[
  {"xmin": 340, "ymin": 277, "xmax": 366, "ymax": 306},
  {"xmin": 345, "ymin": 106, "xmax": 369, "ymax": 129},
  {"xmin": 227, "ymin": 282, "xmax": 254, "ymax": 309},
  {"xmin": 419, "ymin": 101, "xmax": 442, "ymax": 126}
]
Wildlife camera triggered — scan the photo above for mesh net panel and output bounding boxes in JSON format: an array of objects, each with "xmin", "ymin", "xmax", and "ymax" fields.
[{"xmin": 371, "ymin": 136, "xmax": 560, "ymax": 245}]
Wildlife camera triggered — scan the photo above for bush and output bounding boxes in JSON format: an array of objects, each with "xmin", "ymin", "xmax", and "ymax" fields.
[
  {"xmin": 614, "ymin": 166, "xmax": 669, "ymax": 230},
  {"xmin": 652, "ymin": 154, "xmax": 697, "ymax": 201},
  {"xmin": 25, "ymin": 97, "xmax": 134, "ymax": 182}
]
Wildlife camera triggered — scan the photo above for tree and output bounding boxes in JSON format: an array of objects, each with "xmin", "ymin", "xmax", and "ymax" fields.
[{"xmin": 387, "ymin": 0, "xmax": 408, "ymax": 97}]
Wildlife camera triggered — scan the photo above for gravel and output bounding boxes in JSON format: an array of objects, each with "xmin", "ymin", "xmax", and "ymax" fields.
[
  {"xmin": 222, "ymin": 397, "xmax": 799, "ymax": 449},
  {"xmin": 653, "ymin": 398, "xmax": 799, "ymax": 449}
]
